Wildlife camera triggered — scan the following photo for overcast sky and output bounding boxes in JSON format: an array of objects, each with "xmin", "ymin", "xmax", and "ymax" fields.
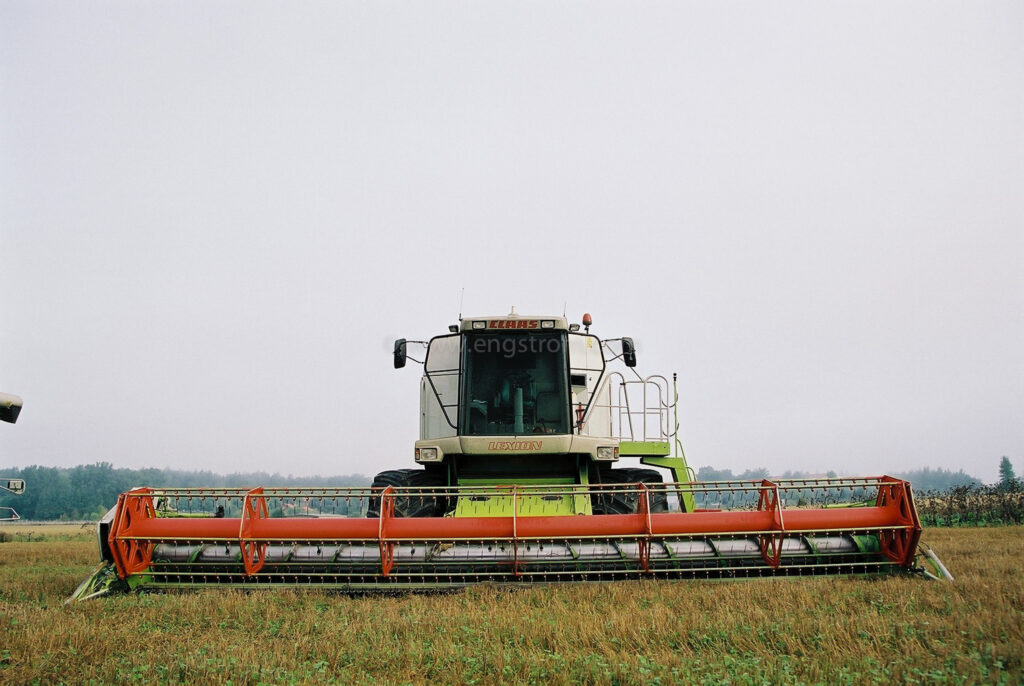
[{"xmin": 2, "ymin": 2, "xmax": 1021, "ymax": 484}]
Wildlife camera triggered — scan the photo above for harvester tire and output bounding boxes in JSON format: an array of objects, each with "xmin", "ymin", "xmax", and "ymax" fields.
[
  {"xmin": 592, "ymin": 468, "xmax": 669, "ymax": 514},
  {"xmin": 366, "ymin": 469, "xmax": 448, "ymax": 518}
]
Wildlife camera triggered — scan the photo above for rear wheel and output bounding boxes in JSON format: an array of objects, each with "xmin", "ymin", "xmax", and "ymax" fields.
[
  {"xmin": 366, "ymin": 468, "xmax": 448, "ymax": 517},
  {"xmin": 592, "ymin": 467, "xmax": 669, "ymax": 514}
]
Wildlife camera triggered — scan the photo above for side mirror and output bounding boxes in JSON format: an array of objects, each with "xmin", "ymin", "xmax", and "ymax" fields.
[
  {"xmin": 0, "ymin": 393, "xmax": 22, "ymax": 424},
  {"xmin": 621, "ymin": 338, "xmax": 637, "ymax": 368},
  {"xmin": 393, "ymin": 339, "xmax": 407, "ymax": 369},
  {"xmin": 3, "ymin": 479, "xmax": 25, "ymax": 495}
]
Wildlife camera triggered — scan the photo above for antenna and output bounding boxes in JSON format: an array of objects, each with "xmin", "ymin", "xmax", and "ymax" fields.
[
  {"xmin": 562, "ymin": 301, "xmax": 567, "ymax": 318},
  {"xmin": 458, "ymin": 287, "xmax": 465, "ymax": 320}
]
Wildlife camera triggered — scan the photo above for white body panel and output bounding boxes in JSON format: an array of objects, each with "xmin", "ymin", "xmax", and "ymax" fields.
[
  {"xmin": 420, "ymin": 334, "xmax": 460, "ymax": 439},
  {"xmin": 420, "ymin": 377, "xmax": 456, "ymax": 440},
  {"xmin": 567, "ymin": 333, "xmax": 610, "ymax": 438},
  {"xmin": 414, "ymin": 435, "xmax": 618, "ymax": 463}
]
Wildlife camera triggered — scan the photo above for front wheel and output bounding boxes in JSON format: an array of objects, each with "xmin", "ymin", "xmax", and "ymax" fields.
[
  {"xmin": 591, "ymin": 467, "xmax": 669, "ymax": 514},
  {"xmin": 366, "ymin": 468, "xmax": 448, "ymax": 518}
]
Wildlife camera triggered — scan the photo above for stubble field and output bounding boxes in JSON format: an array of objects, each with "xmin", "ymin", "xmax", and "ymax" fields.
[{"xmin": 0, "ymin": 524, "xmax": 1021, "ymax": 685}]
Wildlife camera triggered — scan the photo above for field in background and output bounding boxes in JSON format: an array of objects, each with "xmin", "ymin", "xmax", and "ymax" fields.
[
  {"xmin": 916, "ymin": 488, "xmax": 1024, "ymax": 526},
  {"xmin": 1, "ymin": 525, "xmax": 1021, "ymax": 685},
  {"xmin": 0, "ymin": 522, "xmax": 94, "ymax": 542}
]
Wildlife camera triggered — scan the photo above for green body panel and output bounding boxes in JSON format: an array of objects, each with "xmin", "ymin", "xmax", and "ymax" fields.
[
  {"xmin": 639, "ymin": 456, "xmax": 697, "ymax": 513},
  {"xmin": 68, "ymin": 562, "xmax": 137, "ymax": 602},
  {"xmin": 850, "ymin": 535, "xmax": 881, "ymax": 554},
  {"xmin": 619, "ymin": 441, "xmax": 671, "ymax": 456},
  {"xmin": 453, "ymin": 476, "xmax": 592, "ymax": 517}
]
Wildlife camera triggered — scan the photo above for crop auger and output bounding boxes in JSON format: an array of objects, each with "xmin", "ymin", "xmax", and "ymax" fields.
[{"xmin": 72, "ymin": 311, "xmax": 942, "ymax": 600}]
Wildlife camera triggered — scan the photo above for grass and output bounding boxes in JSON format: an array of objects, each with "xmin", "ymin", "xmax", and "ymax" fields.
[{"xmin": 0, "ymin": 525, "xmax": 1021, "ymax": 685}]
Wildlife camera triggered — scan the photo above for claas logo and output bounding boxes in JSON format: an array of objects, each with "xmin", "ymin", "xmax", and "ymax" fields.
[{"xmin": 488, "ymin": 320, "xmax": 539, "ymax": 329}]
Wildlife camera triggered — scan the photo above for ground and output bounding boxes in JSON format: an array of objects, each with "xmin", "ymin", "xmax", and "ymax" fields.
[{"xmin": 0, "ymin": 524, "xmax": 1021, "ymax": 685}]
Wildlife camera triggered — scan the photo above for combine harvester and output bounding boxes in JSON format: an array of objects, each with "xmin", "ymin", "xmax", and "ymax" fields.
[
  {"xmin": 1, "ymin": 392, "xmax": 26, "ymax": 520},
  {"xmin": 72, "ymin": 311, "xmax": 937, "ymax": 600}
]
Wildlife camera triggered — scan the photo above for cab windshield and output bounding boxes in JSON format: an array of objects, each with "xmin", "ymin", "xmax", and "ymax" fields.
[{"xmin": 460, "ymin": 332, "xmax": 570, "ymax": 436}]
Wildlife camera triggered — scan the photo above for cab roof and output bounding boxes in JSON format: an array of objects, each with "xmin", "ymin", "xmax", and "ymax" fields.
[{"xmin": 459, "ymin": 315, "xmax": 570, "ymax": 332}]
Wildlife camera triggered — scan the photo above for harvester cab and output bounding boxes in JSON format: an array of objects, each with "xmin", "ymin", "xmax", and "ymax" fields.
[{"xmin": 384, "ymin": 309, "xmax": 694, "ymax": 517}]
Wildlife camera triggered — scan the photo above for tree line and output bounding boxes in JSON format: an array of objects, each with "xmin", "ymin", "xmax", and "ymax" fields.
[
  {"xmin": 695, "ymin": 464, "xmax": 984, "ymax": 493},
  {"xmin": 0, "ymin": 462, "xmax": 368, "ymax": 521},
  {"xmin": 0, "ymin": 459, "xmax": 1017, "ymax": 521}
]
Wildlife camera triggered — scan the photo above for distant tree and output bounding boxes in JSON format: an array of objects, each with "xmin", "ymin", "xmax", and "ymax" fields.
[
  {"xmin": 697, "ymin": 466, "xmax": 735, "ymax": 482},
  {"xmin": 998, "ymin": 456, "xmax": 1019, "ymax": 492},
  {"xmin": 894, "ymin": 467, "xmax": 981, "ymax": 493},
  {"xmin": 696, "ymin": 466, "xmax": 772, "ymax": 481}
]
